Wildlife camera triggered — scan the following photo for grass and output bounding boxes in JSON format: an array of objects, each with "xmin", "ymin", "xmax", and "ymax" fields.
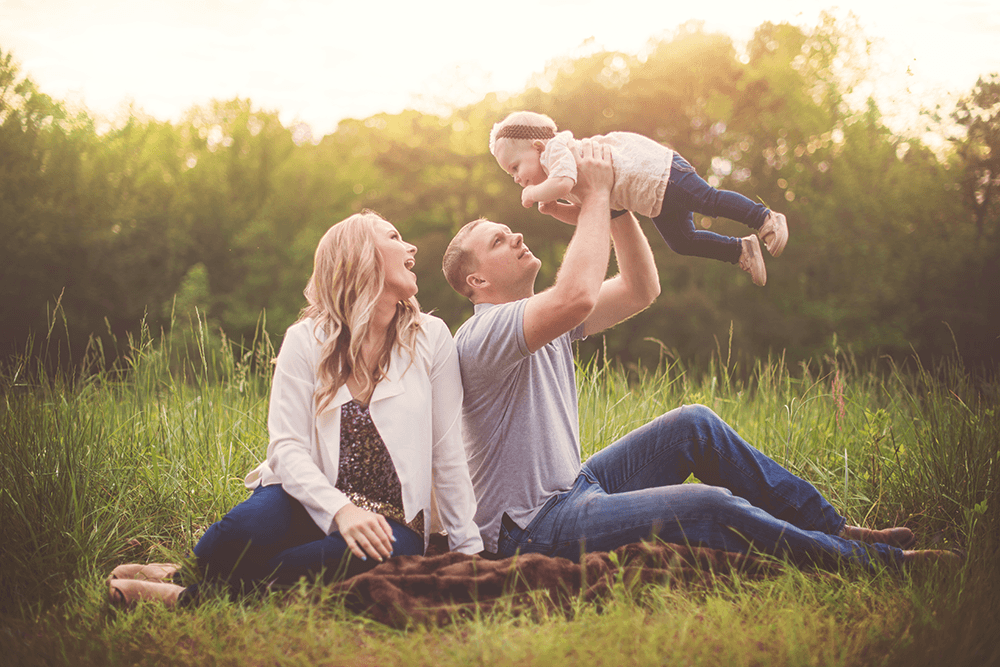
[{"xmin": 1, "ymin": 316, "xmax": 998, "ymax": 666}]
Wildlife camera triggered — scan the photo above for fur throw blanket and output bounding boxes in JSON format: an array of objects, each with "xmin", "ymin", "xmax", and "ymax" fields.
[{"xmin": 327, "ymin": 539, "xmax": 784, "ymax": 627}]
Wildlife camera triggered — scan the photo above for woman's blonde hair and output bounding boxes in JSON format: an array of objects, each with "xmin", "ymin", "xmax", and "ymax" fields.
[{"xmin": 300, "ymin": 210, "xmax": 421, "ymax": 412}]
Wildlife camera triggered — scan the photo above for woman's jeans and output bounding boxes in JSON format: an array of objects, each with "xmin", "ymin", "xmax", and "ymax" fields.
[
  {"xmin": 189, "ymin": 484, "xmax": 424, "ymax": 596},
  {"xmin": 496, "ymin": 404, "xmax": 904, "ymax": 572},
  {"xmin": 651, "ymin": 153, "xmax": 770, "ymax": 264}
]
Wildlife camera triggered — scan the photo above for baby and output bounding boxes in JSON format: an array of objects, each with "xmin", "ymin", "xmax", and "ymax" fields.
[{"xmin": 489, "ymin": 111, "xmax": 788, "ymax": 286}]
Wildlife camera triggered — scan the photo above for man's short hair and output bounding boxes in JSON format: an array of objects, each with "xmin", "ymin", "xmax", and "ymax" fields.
[{"xmin": 442, "ymin": 218, "xmax": 489, "ymax": 299}]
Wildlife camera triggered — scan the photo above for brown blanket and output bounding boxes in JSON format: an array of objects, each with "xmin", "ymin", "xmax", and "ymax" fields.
[{"xmin": 326, "ymin": 540, "xmax": 785, "ymax": 627}]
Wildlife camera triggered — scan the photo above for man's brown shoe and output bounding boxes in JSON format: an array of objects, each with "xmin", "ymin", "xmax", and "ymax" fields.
[
  {"xmin": 840, "ymin": 525, "xmax": 915, "ymax": 549},
  {"xmin": 901, "ymin": 549, "xmax": 964, "ymax": 568}
]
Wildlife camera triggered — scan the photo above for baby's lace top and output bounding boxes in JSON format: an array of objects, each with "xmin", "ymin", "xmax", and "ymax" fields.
[{"xmin": 541, "ymin": 130, "xmax": 675, "ymax": 217}]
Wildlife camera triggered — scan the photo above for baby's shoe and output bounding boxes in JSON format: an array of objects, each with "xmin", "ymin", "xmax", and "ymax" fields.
[
  {"xmin": 758, "ymin": 212, "xmax": 788, "ymax": 257},
  {"xmin": 739, "ymin": 236, "xmax": 767, "ymax": 286}
]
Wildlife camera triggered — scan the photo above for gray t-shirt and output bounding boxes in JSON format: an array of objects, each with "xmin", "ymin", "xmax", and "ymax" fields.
[{"xmin": 455, "ymin": 299, "xmax": 585, "ymax": 551}]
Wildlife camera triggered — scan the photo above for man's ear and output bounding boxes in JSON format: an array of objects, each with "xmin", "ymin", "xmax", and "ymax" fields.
[{"xmin": 467, "ymin": 272, "xmax": 487, "ymax": 291}]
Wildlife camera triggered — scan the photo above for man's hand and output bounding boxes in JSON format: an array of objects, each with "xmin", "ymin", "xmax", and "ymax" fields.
[
  {"xmin": 538, "ymin": 200, "xmax": 581, "ymax": 225},
  {"xmin": 334, "ymin": 502, "xmax": 395, "ymax": 562},
  {"xmin": 570, "ymin": 139, "xmax": 614, "ymax": 204}
]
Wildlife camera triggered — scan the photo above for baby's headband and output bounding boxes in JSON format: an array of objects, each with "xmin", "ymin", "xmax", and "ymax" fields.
[{"xmin": 495, "ymin": 124, "xmax": 555, "ymax": 141}]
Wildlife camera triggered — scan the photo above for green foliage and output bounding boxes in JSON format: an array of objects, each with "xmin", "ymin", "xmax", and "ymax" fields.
[
  {"xmin": 1, "ymin": 14, "xmax": 999, "ymax": 372},
  {"xmin": 1, "ymin": 322, "xmax": 997, "ymax": 666}
]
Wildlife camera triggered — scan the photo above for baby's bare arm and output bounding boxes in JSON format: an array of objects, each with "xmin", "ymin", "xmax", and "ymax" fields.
[{"xmin": 522, "ymin": 176, "xmax": 575, "ymax": 208}]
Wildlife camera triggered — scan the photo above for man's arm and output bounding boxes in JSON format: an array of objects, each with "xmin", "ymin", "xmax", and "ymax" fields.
[
  {"xmin": 581, "ymin": 211, "xmax": 660, "ymax": 336},
  {"xmin": 522, "ymin": 140, "xmax": 613, "ymax": 353}
]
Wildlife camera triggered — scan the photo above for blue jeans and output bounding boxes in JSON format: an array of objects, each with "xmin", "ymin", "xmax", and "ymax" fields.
[
  {"xmin": 496, "ymin": 404, "xmax": 904, "ymax": 572},
  {"xmin": 651, "ymin": 153, "xmax": 770, "ymax": 264},
  {"xmin": 189, "ymin": 484, "xmax": 424, "ymax": 595}
]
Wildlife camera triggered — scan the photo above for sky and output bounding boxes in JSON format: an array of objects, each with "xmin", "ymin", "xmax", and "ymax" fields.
[{"xmin": 2, "ymin": 0, "xmax": 1000, "ymax": 138}]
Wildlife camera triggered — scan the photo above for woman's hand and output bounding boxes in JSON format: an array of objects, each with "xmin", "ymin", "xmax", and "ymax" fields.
[{"xmin": 334, "ymin": 502, "xmax": 395, "ymax": 562}]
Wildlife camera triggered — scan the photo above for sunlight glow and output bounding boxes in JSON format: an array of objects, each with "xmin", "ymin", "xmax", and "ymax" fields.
[{"xmin": 1, "ymin": 0, "xmax": 998, "ymax": 136}]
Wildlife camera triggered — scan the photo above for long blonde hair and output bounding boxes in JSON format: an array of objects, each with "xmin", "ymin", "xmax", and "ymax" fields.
[{"xmin": 300, "ymin": 211, "xmax": 421, "ymax": 412}]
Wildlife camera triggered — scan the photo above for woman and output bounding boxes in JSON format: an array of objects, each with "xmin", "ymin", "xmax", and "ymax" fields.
[{"xmin": 110, "ymin": 211, "xmax": 483, "ymax": 606}]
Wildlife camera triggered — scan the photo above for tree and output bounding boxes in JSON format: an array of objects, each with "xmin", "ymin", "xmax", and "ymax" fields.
[
  {"xmin": 0, "ymin": 48, "xmax": 100, "ymax": 358},
  {"xmin": 954, "ymin": 74, "xmax": 1000, "ymax": 239}
]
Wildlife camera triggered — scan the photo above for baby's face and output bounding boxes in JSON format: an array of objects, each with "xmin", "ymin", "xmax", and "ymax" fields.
[{"xmin": 495, "ymin": 140, "xmax": 546, "ymax": 189}]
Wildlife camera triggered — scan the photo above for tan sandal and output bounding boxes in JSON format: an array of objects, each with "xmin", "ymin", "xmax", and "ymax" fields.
[
  {"xmin": 109, "ymin": 562, "xmax": 181, "ymax": 583},
  {"xmin": 108, "ymin": 578, "xmax": 184, "ymax": 608}
]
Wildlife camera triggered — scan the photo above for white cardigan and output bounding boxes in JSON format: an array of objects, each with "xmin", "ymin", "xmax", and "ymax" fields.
[{"xmin": 243, "ymin": 314, "xmax": 483, "ymax": 554}]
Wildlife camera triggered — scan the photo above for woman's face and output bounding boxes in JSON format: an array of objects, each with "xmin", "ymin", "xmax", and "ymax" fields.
[{"xmin": 371, "ymin": 217, "xmax": 418, "ymax": 300}]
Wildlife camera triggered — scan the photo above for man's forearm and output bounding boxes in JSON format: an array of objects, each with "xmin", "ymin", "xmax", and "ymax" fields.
[
  {"xmin": 610, "ymin": 213, "xmax": 659, "ymax": 305},
  {"xmin": 521, "ymin": 140, "xmax": 616, "ymax": 352},
  {"xmin": 551, "ymin": 189, "xmax": 611, "ymax": 302}
]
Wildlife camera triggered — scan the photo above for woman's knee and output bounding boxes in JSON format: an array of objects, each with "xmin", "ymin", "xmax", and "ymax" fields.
[{"xmin": 194, "ymin": 485, "xmax": 303, "ymax": 560}]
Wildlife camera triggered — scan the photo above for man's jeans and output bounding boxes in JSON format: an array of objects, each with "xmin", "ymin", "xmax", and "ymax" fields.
[{"xmin": 496, "ymin": 404, "xmax": 904, "ymax": 571}]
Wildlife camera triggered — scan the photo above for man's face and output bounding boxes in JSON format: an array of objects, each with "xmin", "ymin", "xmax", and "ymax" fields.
[{"xmin": 465, "ymin": 221, "xmax": 541, "ymax": 298}]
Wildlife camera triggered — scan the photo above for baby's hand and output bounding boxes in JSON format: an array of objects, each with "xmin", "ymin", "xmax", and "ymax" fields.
[{"xmin": 521, "ymin": 188, "xmax": 535, "ymax": 208}]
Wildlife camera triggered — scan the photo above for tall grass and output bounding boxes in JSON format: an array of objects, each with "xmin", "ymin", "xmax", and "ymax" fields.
[{"xmin": 1, "ymin": 315, "xmax": 997, "ymax": 666}]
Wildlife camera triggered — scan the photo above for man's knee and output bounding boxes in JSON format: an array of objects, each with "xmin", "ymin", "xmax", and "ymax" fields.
[
  {"xmin": 671, "ymin": 484, "xmax": 745, "ymax": 522},
  {"xmin": 662, "ymin": 403, "xmax": 722, "ymax": 433}
]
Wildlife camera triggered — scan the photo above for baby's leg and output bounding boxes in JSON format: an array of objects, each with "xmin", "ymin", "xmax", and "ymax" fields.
[
  {"xmin": 652, "ymin": 154, "xmax": 767, "ymax": 284},
  {"xmin": 663, "ymin": 153, "xmax": 770, "ymax": 230},
  {"xmin": 651, "ymin": 207, "xmax": 743, "ymax": 263},
  {"xmin": 662, "ymin": 152, "xmax": 787, "ymax": 256}
]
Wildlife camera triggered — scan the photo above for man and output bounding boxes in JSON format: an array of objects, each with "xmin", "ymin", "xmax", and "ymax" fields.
[{"xmin": 442, "ymin": 139, "xmax": 953, "ymax": 571}]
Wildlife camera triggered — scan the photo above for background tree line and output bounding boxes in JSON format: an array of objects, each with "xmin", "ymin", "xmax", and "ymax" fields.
[{"xmin": 1, "ymin": 17, "xmax": 998, "ymax": 372}]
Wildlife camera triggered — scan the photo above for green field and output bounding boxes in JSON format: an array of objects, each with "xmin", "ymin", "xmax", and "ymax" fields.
[{"xmin": 2, "ymin": 319, "xmax": 997, "ymax": 666}]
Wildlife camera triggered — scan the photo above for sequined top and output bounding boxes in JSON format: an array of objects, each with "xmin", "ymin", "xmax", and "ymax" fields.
[{"xmin": 336, "ymin": 399, "xmax": 424, "ymax": 536}]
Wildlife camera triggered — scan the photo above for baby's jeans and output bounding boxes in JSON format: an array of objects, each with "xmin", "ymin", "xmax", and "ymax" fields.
[{"xmin": 651, "ymin": 152, "xmax": 771, "ymax": 264}]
